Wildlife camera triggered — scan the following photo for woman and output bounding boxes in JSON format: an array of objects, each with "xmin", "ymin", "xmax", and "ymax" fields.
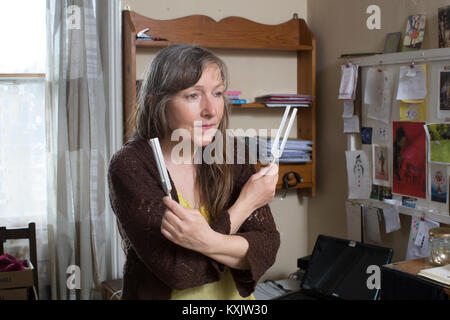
[{"xmin": 108, "ymin": 44, "xmax": 280, "ymax": 300}]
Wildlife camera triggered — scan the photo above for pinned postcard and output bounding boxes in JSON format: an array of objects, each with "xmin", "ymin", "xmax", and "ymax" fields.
[
  {"xmin": 339, "ymin": 64, "xmax": 358, "ymax": 100},
  {"xmin": 430, "ymin": 164, "xmax": 448, "ymax": 203},
  {"xmin": 346, "ymin": 150, "xmax": 372, "ymax": 199},
  {"xmin": 424, "ymin": 123, "xmax": 450, "ymax": 164},
  {"xmin": 344, "ymin": 115, "xmax": 360, "ymax": 133},
  {"xmin": 399, "ymin": 99, "xmax": 428, "ymax": 122},
  {"xmin": 367, "ymin": 68, "xmax": 394, "ymax": 124},
  {"xmin": 342, "ymin": 100, "xmax": 354, "ymax": 118},
  {"xmin": 396, "ymin": 64, "xmax": 427, "ymax": 101},
  {"xmin": 373, "ymin": 145, "xmax": 389, "ymax": 185},
  {"xmin": 361, "ymin": 127, "xmax": 373, "ymax": 144},
  {"xmin": 373, "ymin": 125, "xmax": 389, "ymax": 143},
  {"xmin": 402, "ymin": 196, "xmax": 418, "ymax": 208},
  {"xmin": 406, "ymin": 217, "xmax": 439, "ymax": 260},
  {"xmin": 438, "ymin": 67, "xmax": 450, "ymax": 119},
  {"xmin": 364, "ymin": 207, "xmax": 382, "ymax": 243}
]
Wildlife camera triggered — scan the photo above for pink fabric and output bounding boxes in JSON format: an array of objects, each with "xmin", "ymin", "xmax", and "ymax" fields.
[{"xmin": 0, "ymin": 253, "xmax": 26, "ymax": 272}]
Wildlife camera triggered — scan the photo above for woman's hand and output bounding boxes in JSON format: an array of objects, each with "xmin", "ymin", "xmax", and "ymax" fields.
[
  {"xmin": 227, "ymin": 163, "xmax": 278, "ymax": 233},
  {"xmin": 240, "ymin": 162, "xmax": 279, "ymax": 212},
  {"xmin": 161, "ymin": 196, "xmax": 215, "ymax": 254}
]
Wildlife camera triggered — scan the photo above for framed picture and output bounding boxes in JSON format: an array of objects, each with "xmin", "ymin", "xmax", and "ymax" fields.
[{"xmin": 383, "ymin": 32, "xmax": 401, "ymax": 53}]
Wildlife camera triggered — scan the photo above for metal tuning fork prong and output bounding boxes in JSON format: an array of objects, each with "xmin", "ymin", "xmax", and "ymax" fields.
[
  {"xmin": 150, "ymin": 138, "xmax": 173, "ymax": 199},
  {"xmin": 271, "ymin": 105, "xmax": 298, "ymax": 164}
]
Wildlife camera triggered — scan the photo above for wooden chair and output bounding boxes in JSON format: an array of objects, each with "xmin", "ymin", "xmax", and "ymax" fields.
[{"xmin": 0, "ymin": 222, "xmax": 39, "ymax": 299}]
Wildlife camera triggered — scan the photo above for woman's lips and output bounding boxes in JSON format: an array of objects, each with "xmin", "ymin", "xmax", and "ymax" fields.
[{"xmin": 201, "ymin": 124, "xmax": 215, "ymax": 130}]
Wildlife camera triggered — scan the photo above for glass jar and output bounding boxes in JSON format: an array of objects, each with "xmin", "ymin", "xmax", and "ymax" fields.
[{"xmin": 428, "ymin": 227, "xmax": 450, "ymax": 266}]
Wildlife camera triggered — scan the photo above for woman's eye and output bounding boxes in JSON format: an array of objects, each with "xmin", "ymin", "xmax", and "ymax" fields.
[
  {"xmin": 214, "ymin": 91, "xmax": 223, "ymax": 97},
  {"xmin": 187, "ymin": 93, "xmax": 198, "ymax": 99}
]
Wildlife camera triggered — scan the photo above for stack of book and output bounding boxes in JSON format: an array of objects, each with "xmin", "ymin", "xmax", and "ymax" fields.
[
  {"xmin": 227, "ymin": 91, "xmax": 247, "ymax": 105},
  {"xmin": 254, "ymin": 94, "xmax": 313, "ymax": 107},
  {"xmin": 260, "ymin": 138, "xmax": 313, "ymax": 163}
]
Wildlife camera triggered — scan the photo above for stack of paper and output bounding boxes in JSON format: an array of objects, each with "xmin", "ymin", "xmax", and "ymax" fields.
[
  {"xmin": 255, "ymin": 94, "xmax": 313, "ymax": 108},
  {"xmin": 260, "ymin": 138, "xmax": 312, "ymax": 163},
  {"xmin": 418, "ymin": 264, "xmax": 450, "ymax": 286}
]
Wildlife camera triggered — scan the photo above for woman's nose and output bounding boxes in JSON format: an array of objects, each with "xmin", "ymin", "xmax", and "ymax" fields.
[{"xmin": 201, "ymin": 94, "xmax": 217, "ymax": 118}]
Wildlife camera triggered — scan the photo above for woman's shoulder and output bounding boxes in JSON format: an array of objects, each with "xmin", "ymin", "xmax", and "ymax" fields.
[{"xmin": 108, "ymin": 137, "xmax": 156, "ymax": 176}]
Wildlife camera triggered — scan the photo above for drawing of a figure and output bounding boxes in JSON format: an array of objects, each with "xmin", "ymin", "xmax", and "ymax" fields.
[{"xmin": 353, "ymin": 154, "xmax": 364, "ymax": 187}]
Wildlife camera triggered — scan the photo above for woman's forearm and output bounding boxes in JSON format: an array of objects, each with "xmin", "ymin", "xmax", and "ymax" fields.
[
  {"xmin": 202, "ymin": 232, "xmax": 250, "ymax": 270},
  {"xmin": 227, "ymin": 196, "xmax": 254, "ymax": 234}
]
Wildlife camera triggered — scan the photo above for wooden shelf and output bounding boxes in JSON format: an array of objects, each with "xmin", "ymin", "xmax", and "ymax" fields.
[
  {"xmin": 136, "ymin": 40, "xmax": 314, "ymax": 51},
  {"xmin": 123, "ymin": 10, "xmax": 316, "ymax": 196}
]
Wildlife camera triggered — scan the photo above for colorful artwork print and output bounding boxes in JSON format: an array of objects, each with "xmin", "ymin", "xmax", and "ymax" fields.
[
  {"xmin": 392, "ymin": 122, "xmax": 426, "ymax": 198},
  {"xmin": 402, "ymin": 14, "xmax": 426, "ymax": 51},
  {"xmin": 374, "ymin": 145, "xmax": 389, "ymax": 181},
  {"xmin": 430, "ymin": 165, "xmax": 448, "ymax": 203}
]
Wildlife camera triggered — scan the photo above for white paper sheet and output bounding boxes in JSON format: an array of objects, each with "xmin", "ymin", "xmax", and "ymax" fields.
[
  {"xmin": 364, "ymin": 68, "xmax": 384, "ymax": 106},
  {"xmin": 346, "ymin": 201, "xmax": 362, "ymax": 241},
  {"xmin": 382, "ymin": 199, "xmax": 401, "ymax": 233},
  {"xmin": 365, "ymin": 207, "xmax": 381, "ymax": 243},
  {"xmin": 344, "ymin": 115, "xmax": 360, "ymax": 133},
  {"xmin": 367, "ymin": 69, "xmax": 394, "ymax": 124},
  {"xmin": 396, "ymin": 64, "xmax": 427, "ymax": 101},
  {"xmin": 342, "ymin": 100, "xmax": 354, "ymax": 118},
  {"xmin": 346, "ymin": 150, "xmax": 372, "ymax": 199},
  {"xmin": 339, "ymin": 64, "xmax": 358, "ymax": 100},
  {"xmin": 406, "ymin": 217, "xmax": 439, "ymax": 260}
]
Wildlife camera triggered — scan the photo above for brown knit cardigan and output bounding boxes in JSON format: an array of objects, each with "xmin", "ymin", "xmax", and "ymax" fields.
[{"xmin": 107, "ymin": 137, "xmax": 280, "ymax": 300}]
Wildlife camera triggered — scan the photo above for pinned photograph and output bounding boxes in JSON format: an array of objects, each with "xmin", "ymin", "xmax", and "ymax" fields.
[{"xmin": 424, "ymin": 123, "xmax": 450, "ymax": 164}]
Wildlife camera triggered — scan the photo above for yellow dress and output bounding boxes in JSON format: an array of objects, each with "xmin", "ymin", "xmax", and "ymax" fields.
[{"xmin": 170, "ymin": 192, "xmax": 255, "ymax": 300}]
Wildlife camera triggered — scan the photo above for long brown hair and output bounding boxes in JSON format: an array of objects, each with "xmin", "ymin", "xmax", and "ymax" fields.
[{"xmin": 132, "ymin": 44, "xmax": 233, "ymax": 220}]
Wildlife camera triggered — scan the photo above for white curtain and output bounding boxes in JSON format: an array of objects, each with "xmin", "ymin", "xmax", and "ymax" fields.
[{"xmin": 46, "ymin": 0, "xmax": 123, "ymax": 300}]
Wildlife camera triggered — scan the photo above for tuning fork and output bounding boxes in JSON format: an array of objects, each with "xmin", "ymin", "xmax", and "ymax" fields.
[
  {"xmin": 270, "ymin": 105, "xmax": 298, "ymax": 164},
  {"xmin": 150, "ymin": 138, "xmax": 173, "ymax": 199}
]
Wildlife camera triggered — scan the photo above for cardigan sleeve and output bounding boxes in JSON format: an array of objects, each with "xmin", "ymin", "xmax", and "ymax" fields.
[
  {"xmin": 229, "ymin": 162, "xmax": 281, "ymax": 297},
  {"xmin": 107, "ymin": 148, "xmax": 230, "ymax": 290}
]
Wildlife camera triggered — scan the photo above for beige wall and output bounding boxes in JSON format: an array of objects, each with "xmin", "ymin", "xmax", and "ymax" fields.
[
  {"xmin": 124, "ymin": 0, "xmax": 308, "ymax": 280},
  {"xmin": 307, "ymin": 0, "xmax": 450, "ymax": 261}
]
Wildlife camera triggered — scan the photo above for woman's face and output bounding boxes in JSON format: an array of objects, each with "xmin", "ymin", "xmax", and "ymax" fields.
[{"xmin": 166, "ymin": 63, "xmax": 225, "ymax": 147}]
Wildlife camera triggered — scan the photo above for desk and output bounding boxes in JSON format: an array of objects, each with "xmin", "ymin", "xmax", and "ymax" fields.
[{"xmin": 381, "ymin": 258, "xmax": 449, "ymax": 300}]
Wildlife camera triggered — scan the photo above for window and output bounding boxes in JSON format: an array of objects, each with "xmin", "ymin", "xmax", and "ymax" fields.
[{"xmin": 0, "ymin": 0, "xmax": 49, "ymax": 297}]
